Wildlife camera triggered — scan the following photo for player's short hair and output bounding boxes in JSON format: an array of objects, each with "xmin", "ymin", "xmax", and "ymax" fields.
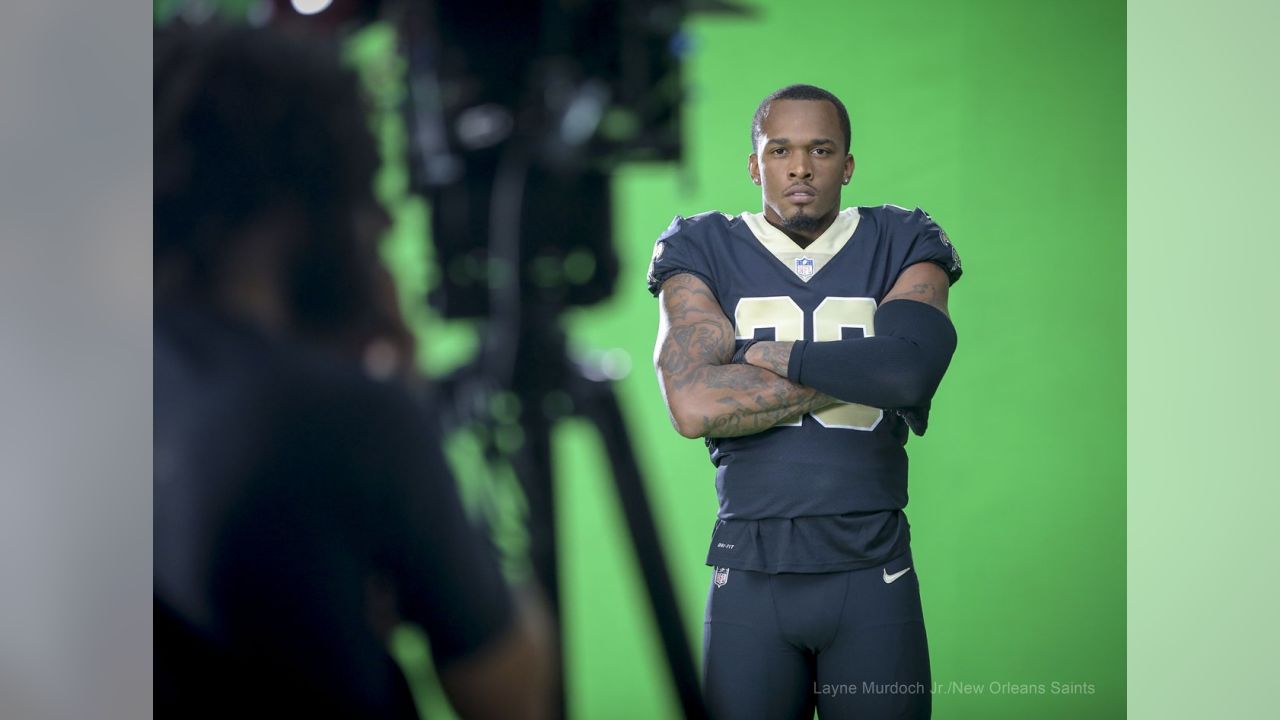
[
  {"xmin": 751, "ymin": 84, "xmax": 852, "ymax": 155},
  {"xmin": 154, "ymin": 22, "xmax": 381, "ymax": 333}
]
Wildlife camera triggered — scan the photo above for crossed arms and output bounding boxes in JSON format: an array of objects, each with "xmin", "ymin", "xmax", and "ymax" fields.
[
  {"xmin": 653, "ymin": 262, "xmax": 953, "ymax": 439},
  {"xmin": 653, "ymin": 272, "xmax": 838, "ymax": 438}
]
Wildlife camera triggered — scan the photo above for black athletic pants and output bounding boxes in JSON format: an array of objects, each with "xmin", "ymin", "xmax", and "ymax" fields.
[{"xmin": 703, "ymin": 550, "xmax": 931, "ymax": 719}]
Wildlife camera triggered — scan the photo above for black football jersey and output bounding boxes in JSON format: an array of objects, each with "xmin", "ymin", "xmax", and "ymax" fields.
[{"xmin": 648, "ymin": 205, "xmax": 962, "ymax": 572}]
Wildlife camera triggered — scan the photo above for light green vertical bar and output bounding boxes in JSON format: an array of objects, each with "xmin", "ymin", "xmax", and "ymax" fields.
[{"xmin": 1128, "ymin": 1, "xmax": 1280, "ymax": 718}]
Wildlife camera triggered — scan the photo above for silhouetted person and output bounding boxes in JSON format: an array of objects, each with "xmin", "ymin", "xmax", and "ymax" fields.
[{"xmin": 154, "ymin": 22, "xmax": 552, "ymax": 719}]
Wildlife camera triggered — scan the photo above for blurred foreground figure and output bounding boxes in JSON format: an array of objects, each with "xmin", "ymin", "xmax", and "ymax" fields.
[{"xmin": 154, "ymin": 22, "xmax": 551, "ymax": 719}]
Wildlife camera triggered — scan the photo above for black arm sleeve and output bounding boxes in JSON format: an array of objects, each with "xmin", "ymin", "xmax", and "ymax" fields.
[{"xmin": 786, "ymin": 299, "xmax": 957, "ymax": 409}]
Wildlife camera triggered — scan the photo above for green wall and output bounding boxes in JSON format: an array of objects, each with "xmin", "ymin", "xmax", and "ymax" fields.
[
  {"xmin": 348, "ymin": 0, "xmax": 1126, "ymax": 717},
  {"xmin": 554, "ymin": 1, "xmax": 1125, "ymax": 718}
]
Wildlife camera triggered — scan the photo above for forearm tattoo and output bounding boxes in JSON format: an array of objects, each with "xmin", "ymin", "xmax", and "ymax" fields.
[
  {"xmin": 656, "ymin": 274, "xmax": 835, "ymax": 438},
  {"xmin": 745, "ymin": 341, "xmax": 793, "ymax": 378},
  {"xmin": 698, "ymin": 380, "xmax": 836, "ymax": 437}
]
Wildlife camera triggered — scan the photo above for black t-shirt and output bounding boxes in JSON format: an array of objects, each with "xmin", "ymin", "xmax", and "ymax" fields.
[
  {"xmin": 154, "ymin": 305, "xmax": 513, "ymax": 717},
  {"xmin": 648, "ymin": 205, "xmax": 962, "ymax": 573}
]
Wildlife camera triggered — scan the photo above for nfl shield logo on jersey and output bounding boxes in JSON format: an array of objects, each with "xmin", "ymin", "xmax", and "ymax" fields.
[
  {"xmin": 794, "ymin": 256, "xmax": 815, "ymax": 279},
  {"xmin": 713, "ymin": 567, "xmax": 730, "ymax": 588}
]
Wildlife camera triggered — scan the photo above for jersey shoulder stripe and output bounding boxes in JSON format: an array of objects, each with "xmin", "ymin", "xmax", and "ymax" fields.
[
  {"xmin": 648, "ymin": 211, "xmax": 743, "ymax": 296},
  {"xmin": 657, "ymin": 210, "xmax": 738, "ymax": 242}
]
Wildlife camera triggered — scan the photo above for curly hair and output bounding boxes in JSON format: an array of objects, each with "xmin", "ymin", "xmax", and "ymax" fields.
[{"xmin": 154, "ymin": 22, "xmax": 384, "ymax": 338}]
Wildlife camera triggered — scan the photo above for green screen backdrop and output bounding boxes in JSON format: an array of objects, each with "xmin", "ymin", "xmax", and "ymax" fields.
[
  {"xmin": 371, "ymin": 0, "xmax": 1126, "ymax": 718},
  {"xmin": 558, "ymin": 1, "xmax": 1124, "ymax": 717}
]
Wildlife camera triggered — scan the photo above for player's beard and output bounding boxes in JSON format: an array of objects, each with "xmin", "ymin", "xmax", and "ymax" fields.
[{"xmin": 782, "ymin": 207, "xmax": 822, "ymax": 234}]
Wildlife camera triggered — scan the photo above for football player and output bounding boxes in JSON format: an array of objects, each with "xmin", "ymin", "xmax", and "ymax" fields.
[{"xmin": 650, "ymin": 84, "xmax": 961, "ymax": 719}]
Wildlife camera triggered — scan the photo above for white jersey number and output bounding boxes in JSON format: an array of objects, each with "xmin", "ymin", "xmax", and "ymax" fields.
[{"xmin": 734, "ymin": 296, "xmax": 883, "ymax": 431}]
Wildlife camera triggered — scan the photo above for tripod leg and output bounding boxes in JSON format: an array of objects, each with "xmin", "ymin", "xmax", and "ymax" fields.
[
  {"xmin": 572, "ymin": 373, "xmax": 709, "ymax": 720},
  {"xmin": 513, "ymin": 397, "xmax": 568, "ymax": 719}
]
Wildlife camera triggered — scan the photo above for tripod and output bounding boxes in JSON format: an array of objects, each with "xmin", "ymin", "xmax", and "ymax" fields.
[{"xmin": 445, "ymin": 299, "xmax": 707, "ymax": 720}]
